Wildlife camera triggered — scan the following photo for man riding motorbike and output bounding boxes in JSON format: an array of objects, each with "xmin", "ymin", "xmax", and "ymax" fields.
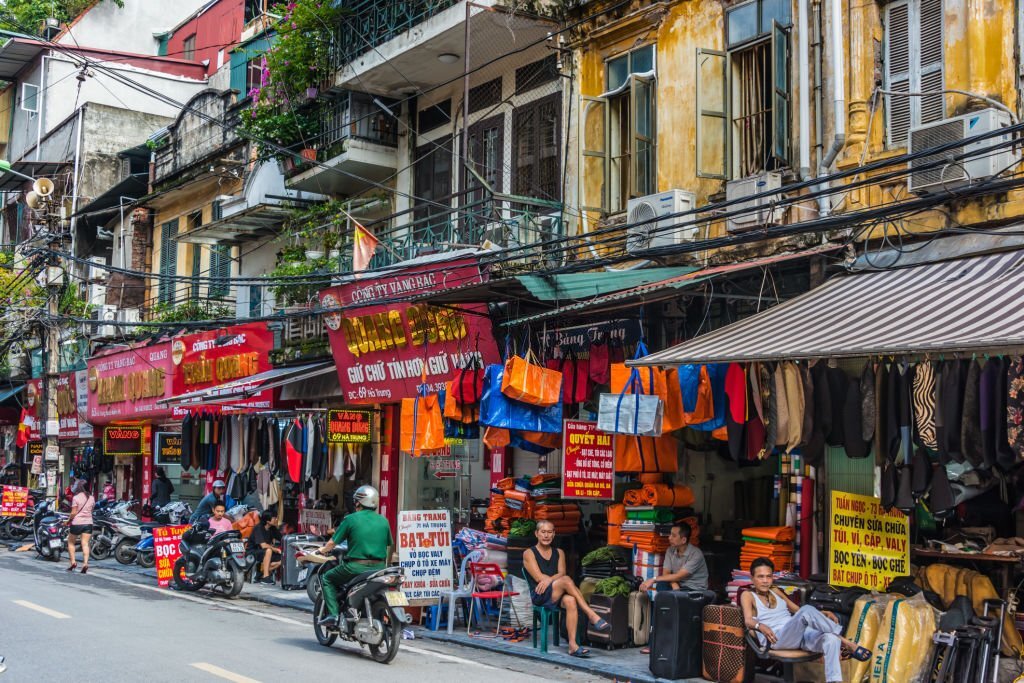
[{"xmin": 315, "ymin": 485, "xmax": 393, "ymax": 627}]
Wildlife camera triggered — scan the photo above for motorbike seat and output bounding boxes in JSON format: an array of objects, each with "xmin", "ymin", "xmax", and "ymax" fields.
[
  {"xmin": 343, "ymin": 570, "xmax": 379, "ymax": 592},
  {"xmin": 140, "ymin": 523, "xmax": 160, "ymax": 532}
]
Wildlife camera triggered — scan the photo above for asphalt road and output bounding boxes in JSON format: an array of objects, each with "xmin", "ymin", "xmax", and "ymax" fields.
[{"xmin": 0, "ymin": 550, "xmax": 599, "ymax": 683}]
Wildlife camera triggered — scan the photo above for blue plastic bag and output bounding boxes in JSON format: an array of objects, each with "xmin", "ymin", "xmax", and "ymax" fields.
[{"xmin": 480, "ymin": 364, "xmax": 563, "ymax": 433}]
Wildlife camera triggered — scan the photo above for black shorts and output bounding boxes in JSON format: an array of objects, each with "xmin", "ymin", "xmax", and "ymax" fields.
[
  {"xmin": 69, "ymin": 524, "xmax": 92, "ymax": 535},
  {"xmin": 531, "ymin": 585, "xmax": 562, "ymax": 610}
]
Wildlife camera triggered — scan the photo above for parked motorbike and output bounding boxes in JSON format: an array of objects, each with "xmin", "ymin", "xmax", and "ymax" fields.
[
  {"xmin": 311, "ymin": 550, "xmax": 405, "ymax": 664},
  {"xmin": 31, "ymin": 501, "xmax": 68, "ymax": 562},
  {"xmin": 173, "ymin": 521, "xmax": 250, "ymax": 598},
  {"xmin": 112, "ymin": 518, "xmax": 143, "ymax": 564}
]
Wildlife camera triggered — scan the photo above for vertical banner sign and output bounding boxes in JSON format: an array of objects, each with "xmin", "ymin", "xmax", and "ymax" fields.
[
  {"xmin": 561, "ymin": 420, "xmax": 615, "ymax": 500},
  {"xmin": 326, "ymin": 409, "xmax": 373, "ymax": 443},
  {"xmin": 154, "ymin": 524, "xmax": 189, "ymax": 587},
  {"xmin": 397, "ymin": 510, "xmax": 454, "ymax": 602},
  {"xmin": 0, "ymin": 485, "xmax": 29, "ymax": 516},
  {"xmin": 829, "ymin": 490, "xmax": 910, "ymax": 590}
]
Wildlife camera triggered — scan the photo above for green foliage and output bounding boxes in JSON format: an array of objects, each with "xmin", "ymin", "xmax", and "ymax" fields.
[
  {"xmin": 58, "ymin": 284, "xmax": 92, "ymax": 318},
  {"xmin": 269, "ymin": 257, "xmax": 327, "ymax": 307},
  {"xmin": 236, "ymin": 107, "xmax": 317, "ymax": 159},
  {"xmin": 0, "ymin": 0, "xmax": 124, "ymax": 34},
  {"xmin": 283, "ymin": 199, "xmax": 349, "ymax": 251},
  {"xmin": 150, "ymin": 300, "xmax": 232, "ymax": 323},
  {"xmin": 593, "ymin": 576, "xmax": 630, "ymax": 598}
]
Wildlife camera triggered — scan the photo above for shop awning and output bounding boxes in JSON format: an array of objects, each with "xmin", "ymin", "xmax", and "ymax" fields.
[
  {"xmin": 279, "ymin": 366, "xmax": 342, "ymax": 401},
  {"xmin": 158, "ymin": 361, "xmax": 335, "ymax": 406},
  {"xmin": 632, "ymin": 249, "xmax": 1024, "ymax": 366},
  {"xmin": 0, "ymin": 384, "xmax": 23, "ymax": 403},
  {"xmin": 502, "ymin": 247, "xmax": 835, "ymax": 327}
]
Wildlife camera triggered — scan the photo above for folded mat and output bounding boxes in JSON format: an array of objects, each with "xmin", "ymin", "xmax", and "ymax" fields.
[
  {"xmin": 639, "ymin": 483, "xmax": 695, "ymax": 507},
  {"xmin": 742, "ymin": 526, "xmax": 796, "ymax": 542},
  {"xmin": 623, "ymin": 489, "xmax": 644, "ymax": 506}
]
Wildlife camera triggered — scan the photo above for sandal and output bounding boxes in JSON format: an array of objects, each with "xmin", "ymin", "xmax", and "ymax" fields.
[
  {"xmin": 66, "ymin": 563, "xmax": 77, "ymax": 572},
  {"xmin": 592, "ymin": 618, "xmax": 611, "ymax": 632},
  {"xmin": 640, "ymin": 647, "xmax": 650, "ymax": 655},
  {"xmin": 80, "ymin": 565, "xmax": 88, "ymax": 574},
  {"xmin": 569, "ymin": 647, "xmax": 591, "ymax": 658}
]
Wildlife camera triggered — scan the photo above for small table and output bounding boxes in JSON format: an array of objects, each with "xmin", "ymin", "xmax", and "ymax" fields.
[{"xmin": 911, "ymin": 547, "xmax": 1020, "ymax": 598}]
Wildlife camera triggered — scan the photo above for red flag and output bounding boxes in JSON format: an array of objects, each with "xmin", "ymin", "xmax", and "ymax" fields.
[
  {"xmin": 352, "ymin": 220, "xmax": 380, "ymax": 272},
  {"xmin": 15, "ymin": 408, "xmax": 28, "ymax": 448}
]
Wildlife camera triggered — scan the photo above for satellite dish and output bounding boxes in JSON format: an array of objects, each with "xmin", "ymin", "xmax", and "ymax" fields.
[{"xmin": 33, "ymin": 177, "xmax": 54, "ymax": 197}]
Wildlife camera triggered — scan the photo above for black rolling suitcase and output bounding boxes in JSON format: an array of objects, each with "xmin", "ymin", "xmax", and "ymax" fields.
[
  {"xmin": 649, "ymin": 590, "xmax": 715, "ymax": 679},
  {"xmin": 587, "ymin": 594, "xmax": 630, "ymax": 648}
]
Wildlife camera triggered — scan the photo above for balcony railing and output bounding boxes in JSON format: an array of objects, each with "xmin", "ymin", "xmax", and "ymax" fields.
[
  {"xmin": 313, "ymin": 91, "xmax": 399, "ymax": 160},
  {"xmin": 329, "ymin": 0, "xmax": 461, "ymax": 72}
]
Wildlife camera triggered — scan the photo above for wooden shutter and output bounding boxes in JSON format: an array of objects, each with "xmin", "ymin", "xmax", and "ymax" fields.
[
  {"xmin": 917, "ymin": 0, "xmax": 944, "ymax": 124},
  {"xmin": 159, "ymin": 218, "xmax": 178, "ymax": 305},
  {"xmin": 580, "ymin": 96, "xmax": 608, "ymax": 212},
  {"xmin": 209, "ymin": 244, "xmax": 231, "ymax": 298},
  {"xmin": 885, "ymin": 0, "xmax": 912, "ymax": 147},
  {"xmin": 770, "ymin": 22, "xmax": 791, "ymax": 165},
  {"xmin": 631, "ymin": 74, "xmax": 656, "ymax": 197},
  {"xmin": 696, "ymin": 48, "xmax": 728, "ymax": 179}
]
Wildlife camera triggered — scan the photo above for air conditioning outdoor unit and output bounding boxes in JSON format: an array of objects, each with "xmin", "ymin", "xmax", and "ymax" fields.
[
  {"xmin": 625, "ymin": 189, "xmax": 697, "ymax": 254},
  {"xmin": 725, "ymin": 172, "xmax": 784, "ymax": 233},
  {"xmin": 87, "ymin": 256, "xmax": 107, "ymax": 282},
  {"xmin": 97, "ymin": 304, "xmax": 117, "ymax": 337},
  {"xmin": 116, "ymin": 308, "xmax": 140, "ymax": 324},
  {"xmin": 87, "ymin": 282, "xmax": 106, "ymax": 306},
  {"xmin": 908, "ymin": 108, "xmax": 1018, "ymax": 195}
]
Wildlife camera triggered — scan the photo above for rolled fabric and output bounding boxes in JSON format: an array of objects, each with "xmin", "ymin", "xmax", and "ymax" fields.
[
  {"xmin": 640, "ymin": 483, "xmax": 695, "ymax": 507},
  {"xmin": 742, "ymin": 526, "xmax": 796, "ymax": 542},
  {"xmin": 623, "ymin": 489, "xmax": 644, "ymax": 506}
]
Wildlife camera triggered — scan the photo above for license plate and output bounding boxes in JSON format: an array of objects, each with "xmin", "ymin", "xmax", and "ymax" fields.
[
  {"xmin": 48, "ymin": 539, "xmax": 61, "ymax": 549},
  {"xmin": 384, "ymin": 589, "xmax": 408, "ymax": 607},
  {"xmin": 298, "ymin": 567, "xmax": 309, "ymax": 582},
  {"xmin": 229, "ymin": 542, "xmax": 245, "ymax": 554}
]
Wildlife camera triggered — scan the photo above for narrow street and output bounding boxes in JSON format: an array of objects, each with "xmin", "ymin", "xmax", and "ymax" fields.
[{"xmin": 0, "ymin": 551, "xmax": 600, "ymax": 683}]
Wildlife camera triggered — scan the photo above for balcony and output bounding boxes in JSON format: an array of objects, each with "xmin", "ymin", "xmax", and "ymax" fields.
[
  {"xmin": 286, "ymin": 91, "xmax": 399, "ymax": 196},
  {"xmin": 328, "ymin": 0, "xmax": 556, "ymax": 95}
]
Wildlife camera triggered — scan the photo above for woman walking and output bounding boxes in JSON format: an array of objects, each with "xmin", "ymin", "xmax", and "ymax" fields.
[{"xmin": 67, "ymin": 481, "xmax": 95, "ymax": 574}]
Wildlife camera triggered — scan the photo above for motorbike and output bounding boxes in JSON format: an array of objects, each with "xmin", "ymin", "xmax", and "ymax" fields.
[
  {"xmin": 311, "ymin": 550, "xmax": 406, "ymax": 664},
  {"xmin": 31, "ymin": 501, "xmax": 68, "ymax": 562},
  {"xmin": 173, "ymin": 521, "xmax": 250, "ymax": 598},
  {"xmin": 131, "ymin": 501, "xmax": 193, "ymax": 569},
  {"xmin": 297, "ymin": 541, "xmax": 344, "ymax": 604}
]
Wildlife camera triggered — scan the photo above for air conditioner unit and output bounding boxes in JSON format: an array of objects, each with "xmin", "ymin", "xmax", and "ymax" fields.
[
  {"xmin": 908, "ymin": 108, "xmax": 1018, "ymax": 195},
  {"xmin": 625, "ymin": 189, "xmax": 697, "ymax": 254},
  {"xmin": 87, "ymin": 256, "xmax": 107, "ymax": 282},
  {"xmin": 87, "ymin": 283, "xmax": 106, "ymax": 306},
  {"xmin": 97, "ymin": 304, "xmax": 117, "ymax": 337},
  {"xmin": 725, "ymin": 172, "xmax": 784, "ymax": 233},
  {"xmin": 116, "ymin": 308, "xmax": 140, "ymax": 324}
]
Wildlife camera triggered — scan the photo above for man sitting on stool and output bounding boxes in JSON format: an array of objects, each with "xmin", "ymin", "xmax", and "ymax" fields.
[
  {"xmin": 523, "ymin": 520, "xmax": 610, "ymax": 658},
  {"xmin": 249, "ymin": 509, "xmax": 282, "ymax": 584},
  {"xmin": 640, "ymin": 522, "xmax": 708, "ymax": 593}
]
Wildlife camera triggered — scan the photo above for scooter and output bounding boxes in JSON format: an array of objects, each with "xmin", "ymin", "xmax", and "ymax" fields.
[
  {"xmin": 312, "ymin": 550, "xmax": 406, "ymax": 664},
  {"xmin": 130, "ymin": 501, "xmax": 194, "ymax": 568},
  {"xmin": 173, "ymin": 521, "xmax": 250, "ymax": 598},
  {"xmin": 297, "ymin": 541, "xmax": 344, "ymax": 604},
  {"xmin": 31, "ymin": 501, "xmax": 67, "ymax": 562}
]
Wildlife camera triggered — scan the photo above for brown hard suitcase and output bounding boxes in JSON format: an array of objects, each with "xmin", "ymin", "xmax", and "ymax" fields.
[
  {"xmin": 628, "ymin": 590, "xmax": 651, "ymax": 646},
  {"xmin": 702, "ymin": 603, "xmax": 752, "ymax": 683}
]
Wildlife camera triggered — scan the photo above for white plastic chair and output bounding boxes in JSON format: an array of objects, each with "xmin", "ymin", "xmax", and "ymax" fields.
[{"xmin": 437, "ymin": 549, "xmax": 484, "ymax": 634}]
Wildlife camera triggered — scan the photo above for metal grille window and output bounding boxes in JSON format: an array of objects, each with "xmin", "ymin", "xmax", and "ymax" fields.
[
  {"xmin": 418, "ymin": 99, "xmax": 451, "ymax": 133},
  {"xmin": 469, "ymin": 78, "xmax": 502, "ymax": 114},
  {"xmin": 513, "ymin": 93, "xmax": 562, "ymax": 202},
  {"xmin": 515, "ymin": 55, "xmax": 559, "ymax": 95},
  {"xmin": 413, "ymin": 136, "xmax": 453, "ymax": 231},
  {"xmin": 884, "ymin": 0, "xmax": 944, "ymax": 148},
  {"xmin": 209, "ymin": 244, "xmax": 231, "ymax": 298},
  {"xmin": 158, "ymin": 218, "xmax": 178, "ymax": 305},
  {"xmin": 188, "ymin": 212, "xmax": 202, "ymax": 300}
]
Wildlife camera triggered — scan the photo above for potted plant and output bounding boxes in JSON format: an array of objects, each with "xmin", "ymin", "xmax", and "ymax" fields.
[{"xmin": 305, "ymin": 247, "xmax": 324, "ymax": 260}]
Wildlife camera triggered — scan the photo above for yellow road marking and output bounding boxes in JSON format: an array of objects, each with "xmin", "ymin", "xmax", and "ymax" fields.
[
  {"xmin": 190, "ymin": 662, "xmax": 261, "ymax": 683},
  {"xmin": 13, "ymin": 599, "xmax": 70, "ymax": 619}
]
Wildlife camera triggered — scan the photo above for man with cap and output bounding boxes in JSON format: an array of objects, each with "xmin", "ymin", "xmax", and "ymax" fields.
[{"xmin": 189, "ymin": 479, "xmax": 236, "ymax": 523}]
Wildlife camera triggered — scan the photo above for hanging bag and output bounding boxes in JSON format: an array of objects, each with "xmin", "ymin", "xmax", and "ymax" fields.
[
  {"xmin": 450, "ymin": 351, "xmax": 485, "ymax": 405},
  {"xmin": 598, "ymin": 369, "xmax": 665, "ymax": 437},
  {"xmin": 400, "ymin": 393, "xmax": 445, "ymax": 456},
  {"xmin": 547, "ymin": 347, "xmax": 592, "ymax": 404},
  {"xmin": 480, "ymin": 364, "xmax": 563, "ymax": 433},
  {"xmin": 442, "ymin": 381, "xmax": 480, "ymax": 423},
  {"xmin": 501, "ymin": 348, "xmax": 563, "ymax": 407},
  {"xmin": 610, "ymin": 341, "xmax": 684, "ymax": 432}
]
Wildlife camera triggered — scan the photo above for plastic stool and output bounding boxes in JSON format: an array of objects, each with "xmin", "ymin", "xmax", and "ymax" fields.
[{"xmin": 532, "ymin": 605, "xmax": 560, "ymax": 652}]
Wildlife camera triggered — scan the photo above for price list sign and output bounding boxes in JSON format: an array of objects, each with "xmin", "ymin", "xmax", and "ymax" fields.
[{"xmin": 561, "ymin": 420, "xmax": 614, "ymax": 500}]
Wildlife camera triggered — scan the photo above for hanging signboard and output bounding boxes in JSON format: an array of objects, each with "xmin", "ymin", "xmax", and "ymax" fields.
[
  {"xmin": 396, "ymin": 510, "xmax": 454, "ymax": 602},
  {"xmin": 561, "ymin": 420, "xmax": 614, "ymax": 500},
  {"xmin": 155, "ymin": 432, "xmax": 182, "ymax": 466},
  {"xmin": 539, "ymin": 318, "xmax": 643, "ymax": 354},
  {"xmin": 154, "ymin": 524, "xmax": 189, "ymax": 588},
  {"xmin": 829, "ymin": 490, "xmax": 910, "ymax": 591},
  {"xmin": 298, "ymin": 508, "xmax": 332, "ymax": 535},
  {"xmin": 0, "ymin": 485, "xmax": 28, "ymax": 516},
  {"xmin": 87, "ymin": 341, "xmax": 174, "ymax": 425},
  {"xmin": 319, "ymin": 257, "xmax": 500, "ymax": 404},
  {"xmin": 103, "ymin": 426, "xmax": 144, "ymax": 457},
  {"xmin": 326, "ymin": 409, "xmax": 373, "ymax": 444},
  {"xmin": 74, "ymin": 369, "xmax": 94, "ymax": 439},
  {"xmin": 25, "ymin": 441, "xmax": 43, "ymax": 465}
]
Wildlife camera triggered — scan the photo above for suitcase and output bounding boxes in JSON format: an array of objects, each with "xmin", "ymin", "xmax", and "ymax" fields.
[
  {"xmin": 587, "ymin": 593, "xmax": 630, "ymax": 648},
  {"xmin": 580, "ymin": 577, "xmax": 600, "ymax": 604},
  {"xmin": 280, "ymin": 533, "xmax": 321, "ymax": 590},
  {"xmin": 629, "ymin": 590, "xmax": 651, "ymax": 646},
  {"xmin": 649, "ymin": 590, "xmax": 714, "ymax": 678},
  {"xmin": 702, "ymin": 603, "xmax": 752, "ymax": 683}
]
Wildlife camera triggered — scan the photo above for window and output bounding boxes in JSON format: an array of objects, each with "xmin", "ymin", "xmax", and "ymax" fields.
[
  {"xmin": 20, "ymin": 83, "xmax": 38, "ymax": 114},
  {"xmin": 464, "ymin": 115, "xmax": 504, "ymax": 229},
  {"xmin": 248, "ymin": 285, "xmax": 263, "ymax": 318},
  {"xmin": 469, "ymin": 78, "xmax": 502, "ymax": 114},
  {"xmin": 158, "ymin": 219, "xmax": 178, "ymax": 305},
  {"xmin": 580, "ymin": 45, "xmax": 655, "ymax": 213},
  {"xmin": 418, "ymin": 100, "xmax": 451, "ymax": 133},
  {"xmin": 183, "ymin": 34, "xmax": 197, "ymax": 61},
  {"xmin": 209, "ymin": 244, "xmax": 231, "ymax": 298},
  {"xmin": 513, "ymin": 93, "xmax": 562, "ymax": 202},
  {"xmin": 697, "ymin": 0, "xmax": 791, "ymax": 179},
  {"xmin": 187, "ymin": 212, "xmax": 202, "ymax": 300},
  {"xmin": 515, "ymin": 55, "xmax": 559, "ymax": 95},
  {"xmin": 885, "ymin": 0, "xmax": 944, "ymax": 148},
  {"xmin": 413, "ymin": 137, "xmax": 453, "ymax": 236}
]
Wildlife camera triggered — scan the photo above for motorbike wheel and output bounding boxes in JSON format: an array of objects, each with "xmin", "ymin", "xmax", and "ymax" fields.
[
  {"xmin": 223, "ymin": 564, "xmax": 244, "ymax": 599},
  {"xmin": 136, "ymin": 550, "xmax": 155, "ymax": 569},
  {"xmin": 313, "ymin": 597, "xmax": 338, "ymax": 646},
  {"xmin": 113, "ymin": 538, "xmax": 137, "ymax": 565},
  {"xmin": 90, "ymin": 537, "xmax": 111, "ymax": 561},
  {"xmin": 368, "ymin": 599, "xmax": 401, "ymax": 664},
  {"xmin": 306, "ymin": 567, "xmax": 323, "ymax": 604},
  {"xmin": 9, "ymin": 524, "xmax": 29, "ymax": 541},
  {"xmin": 172, "ymin": 556, "xmax": 204, "ymax": 592},
  {"xmin": 0, "ymin": 520, "xmax": 10, "ymax": 541}
]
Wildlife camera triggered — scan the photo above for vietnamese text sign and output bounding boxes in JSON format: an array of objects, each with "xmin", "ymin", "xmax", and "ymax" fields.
[
  {"xmin": 320, "ymin": 259, "xmax": 500, "ymax": 404},
  {"xmin": 104, "ymin": 426, "xmax": 144, "ymax": 456},
  {"xmin": 155, "ymin": 432, "xmax": 182, "ymax": 466},
  {"xmin": 327, "ymin": 409, "xmax": 373, "ymax": 444},
  {"xmin": 396, "ymin": 510, "xmax": 454, "ymax": 602},
  {"xmin": 25, "ymin": 441, "xmax": 43, "ymax": 464},
  {"xmin": 561, "ymin": 420, "xmax": 614, "ymax": 500},
  {"xmin": 87, "ymin": 341, "xmax": 174, "ymax": 425},
  {"xmin": 154, "ymin": 524, "xmax": 189, "ymax": 588},
  {"xmin": 0, "ymin": 485, "xmax": 28, "ymax": 516},
  {"xmin": 299, "ymin": 508, "xmax": 332, "ymax": 535},
  {"xmin": 829, "ymin": 490, "xmax": 910, "ymax": 590}
]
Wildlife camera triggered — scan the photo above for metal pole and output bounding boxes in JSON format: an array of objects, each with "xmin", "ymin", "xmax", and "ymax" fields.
[{"xmin": 461, "ymin": 1, "xmax": 472, "ymax": 243}]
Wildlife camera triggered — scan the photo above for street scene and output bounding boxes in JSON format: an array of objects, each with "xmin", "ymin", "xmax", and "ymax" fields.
[{"xmin": 3, "ymin": 0, "xmax": 1024, "ymax": 682}]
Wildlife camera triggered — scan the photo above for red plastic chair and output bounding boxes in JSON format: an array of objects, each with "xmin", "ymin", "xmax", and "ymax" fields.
[{"xmin": 467, "ymin": 561, "xmax": 520, "ymax": 636}]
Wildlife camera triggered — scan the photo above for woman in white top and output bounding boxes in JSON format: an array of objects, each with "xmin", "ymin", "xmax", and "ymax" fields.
[{"xmin": 740, "ymin": 557, "xmax": 871, "ymax": 683}]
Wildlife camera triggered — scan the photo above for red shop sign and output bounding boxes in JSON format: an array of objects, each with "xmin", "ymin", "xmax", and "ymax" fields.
[
  {"xmin": 319, "ymin": 258, "xmax": 500, "ymax": 404},
  {"xmin": 170, "ymin": 323, "xmax": 274, "ymax": 418},
  {"xmin": 154, "ymin": 524, "xmax": 189, "ymax": 588},
  {"xmin": 87, "ymin": 341, "xmax": 174, "ymax": 425},
  {"xmin": 561, "ymin": 420, "xmax": 614, "ymax": 501}
]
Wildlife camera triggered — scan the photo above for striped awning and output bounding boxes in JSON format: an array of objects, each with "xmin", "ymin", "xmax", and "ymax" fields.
[{"xmin": 631, "ymin": 249, "xmax": 1024, "ymax": 366}]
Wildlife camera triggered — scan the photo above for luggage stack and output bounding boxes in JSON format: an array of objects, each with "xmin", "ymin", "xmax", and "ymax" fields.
[
  {"xmin": 739, "ymin": 525, "xmax": 795, "ymax": 571},
  {"xmin": 650, "ymin": 590, "xmax": 715, "ymax": 679}
]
